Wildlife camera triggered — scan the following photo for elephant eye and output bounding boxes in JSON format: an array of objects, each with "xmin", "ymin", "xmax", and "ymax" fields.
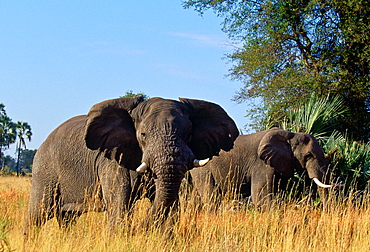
[
  {"xmin": 184, "ymin": 133, "xmax": 192, "ymax": 143},
  {"xmin": 138, "ymin": 132, "xmax": 147, "ymax": 147},
  {"xmin": 304, "ymin": 153, "xmax": 313, "ymax": 160}
]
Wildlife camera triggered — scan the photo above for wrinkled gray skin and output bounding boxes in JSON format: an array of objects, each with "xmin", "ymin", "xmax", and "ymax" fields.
[
  {"xmin": 190, "ymin": 128, "xmax": 330, "ymax": 209},
  {"xmin": 26, "ymin": 96, "xmax": 238, "ymax": 230}
]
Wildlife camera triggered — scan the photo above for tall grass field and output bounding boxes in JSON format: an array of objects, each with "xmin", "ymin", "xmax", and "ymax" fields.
[{"xmin": 1, "ymin": 175, "xmax": 370, "ymax": 252}]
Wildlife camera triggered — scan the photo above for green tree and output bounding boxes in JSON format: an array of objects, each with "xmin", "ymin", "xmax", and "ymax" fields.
[
  {"xmin": 184, "ymin": 0, "xmax": 370, "ymax": 140},
  {"xmin": 14, "ymin": 121, "xmax": 32, "ymax": 176},
  {"xmin": 0, "ymin": 105, "xmax": 16, "ymax": 169},
  {"xmin": 0, "ymin": 104, "xmax": 5, "ymax": 115},
  {"xmin": 17, "ymin": 149, "xmax": 36, "ymax": 175},
  {"xmin": 122, "ymin": 90, "xmax": 149, "ymax": 100},
  {"xmin": 0, "ymin": 155, "xmax": 15, "ymax": 175},
  {"xmin": 324, "ymin": 133, "xmax": 370, "ymax": 191}
]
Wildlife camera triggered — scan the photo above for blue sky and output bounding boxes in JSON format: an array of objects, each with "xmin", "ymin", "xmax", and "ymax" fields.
[{"xmin": 1, "ymin": 1, "xmax": 250, "ymax": 155}]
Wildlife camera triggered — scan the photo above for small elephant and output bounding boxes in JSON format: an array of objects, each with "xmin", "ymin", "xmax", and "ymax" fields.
[
  {"xmin": 26, "ymin": 96, "xmax": 239, "ymax": 230},
  {"xmin": 190, "ymin": 128, "xmax": 334, "ymax": 209}
]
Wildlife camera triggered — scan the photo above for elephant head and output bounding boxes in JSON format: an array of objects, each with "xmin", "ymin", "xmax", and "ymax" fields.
[
  {"xmin": 84, "ymin": 96, "xmax": 239, "ymax": 221},
  {"xmin": 257, "ymin": 128, "xmax": 332, "ymax": 188}
]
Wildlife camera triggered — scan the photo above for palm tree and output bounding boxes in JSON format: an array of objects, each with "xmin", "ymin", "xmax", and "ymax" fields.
[{"xmin": 15, "ymin": 121, "xmax": 32, "ymax": 176}]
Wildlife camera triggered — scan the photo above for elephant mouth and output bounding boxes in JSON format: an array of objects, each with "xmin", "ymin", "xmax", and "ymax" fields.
[{"xmin": 136, "ymin": 158, "xmax": 210, "ymax": 173}]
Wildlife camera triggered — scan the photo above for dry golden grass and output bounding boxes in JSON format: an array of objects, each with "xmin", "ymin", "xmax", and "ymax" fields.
[{"xmin": 1, "ymin": 175, "xmax": 370, "ymax": 252}]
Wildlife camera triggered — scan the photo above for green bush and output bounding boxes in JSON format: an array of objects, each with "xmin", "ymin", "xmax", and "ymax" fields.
[{"xmin": 324, "ymin": 132, "xmax": 370, "ymax": 191}]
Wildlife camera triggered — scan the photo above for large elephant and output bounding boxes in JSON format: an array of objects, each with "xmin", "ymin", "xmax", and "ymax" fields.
[
  {"xmin": 26, "ymin": 96, "xmax": 238, "ymax": 229},
  {"xmin": 190, "ymin": 128, "xmax": 334, "ymax": 209}
]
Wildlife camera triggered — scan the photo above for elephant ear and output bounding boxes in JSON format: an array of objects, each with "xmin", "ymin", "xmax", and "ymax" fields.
[
  {"xmin": 179, "ymin": 98, "xmax": 239, "ymax": 159},
  {"xmin": 85, "ymin": 96, "xmax": 144, "ymax": 170},
  {"xmin": 257, "ymin": 129, "xmax": 295, "ymax": 177}
]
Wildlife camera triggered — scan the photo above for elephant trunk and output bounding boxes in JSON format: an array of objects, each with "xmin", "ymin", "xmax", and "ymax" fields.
[
  {"xmin": 142, "ymin": 137, "xmax": 199, "ymax": 224},
  {"xmin": 150, "ymin": 172, "xmax": 183, "ymax": 225},
  {"xmin": 305, "ymin": 158, "xmax": 333, "ymax": 188},
  {"xmin": 307, "ymin": 164, "xmax": 342, "ymax": 188},
  {"xmin": 306, "ymin": 162, "xmax": 343, "ymax": 208}
]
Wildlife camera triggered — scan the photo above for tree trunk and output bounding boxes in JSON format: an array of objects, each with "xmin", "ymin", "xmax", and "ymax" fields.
[{"xmin": 16, "ymin": 140, "xmax": 21, "ymax": 176}]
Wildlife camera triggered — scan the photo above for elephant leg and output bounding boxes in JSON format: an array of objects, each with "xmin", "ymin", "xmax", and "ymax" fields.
[
  {"xmin": 251, "ymin": 168, "xmax": 275, "ymax": 210},
  {"xmin": 24, "ymin": 180, "xmax": 60, "ymax": 237},
  {"xmin": 56, "ymin": 210, "xmax": 80, "ymax": 228},
  {"xmin": 273, "ymin": 173, "xmax": 288, "ymax": 193},
  {"xmin": 129, "ymin": 171, "xmax": 143, "ymax": 206},
  {"xmin": 28, "ymin": 180, "xmax": 60, "ymax": 227},
  {"xmin": 129, "ymin": 171, "xmax": 155, "ymax": 205},
  {"xmin": 56, "ymin": 203, "xmax": 87, "ymax": 228},
  {"xmin": 100, "ymin": 164, "xmax": 132, "ymax": 228}
]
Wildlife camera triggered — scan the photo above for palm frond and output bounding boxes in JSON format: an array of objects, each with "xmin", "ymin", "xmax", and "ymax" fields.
[{"xmin": 284, "ymin": 93, "xmax": 348, "ymax": 139}]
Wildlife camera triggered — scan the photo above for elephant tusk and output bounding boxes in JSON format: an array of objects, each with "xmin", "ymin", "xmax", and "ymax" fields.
[
  {"xmin": 193, "ymin": 158, "xmax": 210, "ymax": 167},
  {"xmin": 136, "ymin": 162, "xmax": 148, "ymax": 173},
  {"xmin": 313, "ymin": 178, "xmax": 333, "ymax": 188}
]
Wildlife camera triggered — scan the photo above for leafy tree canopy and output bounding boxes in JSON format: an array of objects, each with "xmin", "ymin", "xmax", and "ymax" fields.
[
  {"xmin": 122, "ymin": 90, "xmax": 150, "ymax": 100},
  {"xmin": 0, "ymin": 104, "xmax": 17, "ymax": 156},
  {"xmin": 184, "ymin": 0, "xmax": 370, "ymax": 140}
]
